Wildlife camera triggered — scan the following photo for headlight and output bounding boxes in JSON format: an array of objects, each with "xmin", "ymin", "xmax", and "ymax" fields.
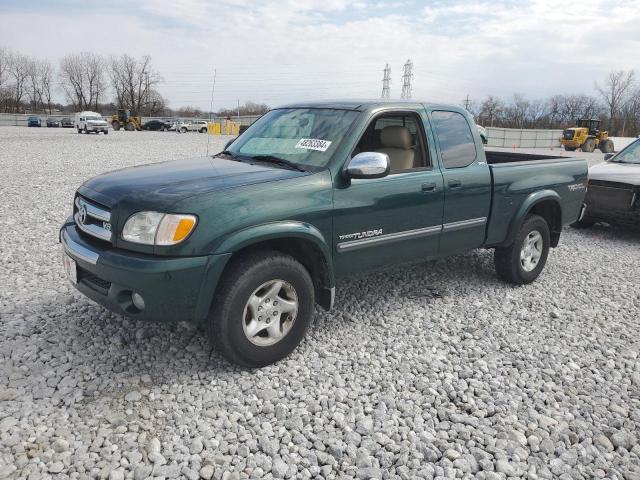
[{"xmin": 122, "ymin": 212, "xmax": 197, "ymax": 245}]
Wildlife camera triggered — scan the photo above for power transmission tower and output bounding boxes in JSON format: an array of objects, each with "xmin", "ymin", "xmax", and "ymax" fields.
[
  {"xmin": 400, "ymin": 60, "xmax": 413, "ymax": 99},
  {"xmin": 381, "ymin": 64, "xmax": 391, "ymax": 99},
  {"xmin": 462, "ymin": 94, "xmax": 471, "ymax": 111}
]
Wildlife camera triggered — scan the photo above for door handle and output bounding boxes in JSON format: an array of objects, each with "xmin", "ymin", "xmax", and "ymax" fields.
[
  {"xmin": 448, "ymin": 180, "xmax": 462, "ymax": 189},
  {"xmin": 421, "ymin": 182, "xmax": 437, "ymax": 192}
]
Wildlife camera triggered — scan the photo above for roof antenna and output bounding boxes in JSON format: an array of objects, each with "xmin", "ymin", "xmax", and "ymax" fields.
[{"xmin": 206, "ymin": 68, "xmax": 217, "ymax": 157}]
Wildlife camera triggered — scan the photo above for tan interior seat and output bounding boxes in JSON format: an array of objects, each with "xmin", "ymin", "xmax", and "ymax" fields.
[{"xmin": 375, "ymin": 126, "xmax": 415, "ymax": 171}]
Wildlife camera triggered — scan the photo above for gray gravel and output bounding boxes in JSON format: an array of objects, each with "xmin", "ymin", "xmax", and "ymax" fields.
[{"xmin": 1, "ymin": 126, "xmax": 639, "ymax": 479}]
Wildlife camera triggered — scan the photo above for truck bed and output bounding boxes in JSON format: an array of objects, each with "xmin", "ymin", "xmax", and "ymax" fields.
[
  {"xmin": 485, "ymin": 150, "xmax": 566, "ymax": 165},
  {"xmin": 483, "ymin": 152, "xmax": 588, "ymax": 247}
]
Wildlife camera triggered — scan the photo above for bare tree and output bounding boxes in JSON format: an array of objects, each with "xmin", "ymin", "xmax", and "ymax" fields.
[
  {"xmin": 59, "ymin": 52, "xmax": 105, "ymax": 111},
  {"xmin": 39, "ymin": 60, "xmax": 54, "ymax": 114},
  {"xmin": 8, "ymin": 51, "xmax": 29, "ymax": 112},
  {"xmin": 108, "ymin": 54, "xmax": 161, "ymax": 115},
  {"xmin": 26, "ymin": 58, "xmax": 41, "ymax": 112},
  {"xmin": 595, "ymin": 70, "xmax": 635, "ymax": 135},
  {"xmin": 478, "ymin": 96, "xmax": 503, "ymax": 127}
]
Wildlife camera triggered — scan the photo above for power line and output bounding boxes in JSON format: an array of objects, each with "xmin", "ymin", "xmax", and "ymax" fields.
[
  {"xmin": 400, "ymin": 59, "xmax": 413, "ymax": 99},
  {"xmin": 381, "ymin": 63, "xmax": 391, "ymax": 99}
]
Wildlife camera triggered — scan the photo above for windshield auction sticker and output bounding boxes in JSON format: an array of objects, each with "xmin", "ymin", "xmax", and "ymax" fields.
[{"xmin": 295, "ymin": 138, "xmax": 332, "ymax": 152}]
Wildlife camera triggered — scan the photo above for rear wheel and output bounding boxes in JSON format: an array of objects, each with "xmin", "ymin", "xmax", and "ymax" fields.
[
  {"xmin": 494, "ymin": 214, "xmax": 550, "ymax": 285},
  {"xmin": 83, "ymin": 126, "xmax": 88, "ymax": 134},
  {"xmin": 581, "ymin": 138, "xmax": 595, "ymax": 152},
  {"xmin": 112, "ymin": 121, "xmax": 120, "ymax": 131},
  {"xmin": 200, "ymin": 127, "xmax": 207, "ymax": 133},
  {"xmin": 180, "ymin": 127, "xmax": 187, "ymax": 133},
  {"xmin": 599, "ymin": 139, "xmax": 614, "ymax": 153},
  {"xmin": 125, "ymin": 122, "xmax": 135, "ymax": 131},
  {"xmin": 206, "ymin": 251, "xmax": 314, "ymax": 367}
]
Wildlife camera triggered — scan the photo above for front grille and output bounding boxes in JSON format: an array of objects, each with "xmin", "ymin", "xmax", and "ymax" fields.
[
  {"xmin": 78, "ymin": 268, "xmax": 111, "ymax": 295},
  {"xmin": 74, "ymin": 196, "xmax": 113, "ymax": 243},
  {"xmin": 563, "ymin": 130, "xmax": 574, "ymax": 140}
]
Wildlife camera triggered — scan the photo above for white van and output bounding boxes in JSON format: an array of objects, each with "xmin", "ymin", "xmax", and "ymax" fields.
[{"xmin": 75, "ymin": 111, "xmax": 109, "ymax": 134}]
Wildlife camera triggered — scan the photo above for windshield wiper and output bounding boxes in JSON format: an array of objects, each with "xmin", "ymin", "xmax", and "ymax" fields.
[
  {"xmin": 217, "ymin": 150, "xmax": 241, "ymax": 161},
  {"xmin": 249, "ymin": 155, "xmax": 307, "ymax": 172}
]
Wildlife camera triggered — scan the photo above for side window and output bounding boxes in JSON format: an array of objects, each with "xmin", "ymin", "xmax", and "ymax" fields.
[
  {"xmin": 431, "ymin": 110, "xmax": 477, "ymax": 169},
  {"xmin": 353, "ymin": 112, "xmax": 430, "ymax": 172}
]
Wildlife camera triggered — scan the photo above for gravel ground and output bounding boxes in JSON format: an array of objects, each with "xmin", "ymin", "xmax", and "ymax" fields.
[{"xmin": 0, "ymin": 126, "xmax": 639, "ymax": 480}]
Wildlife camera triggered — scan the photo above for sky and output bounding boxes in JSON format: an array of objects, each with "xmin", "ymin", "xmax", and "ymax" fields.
[{"xmin": 1, "ymin": 0, "xmax": 639, "ymax": 111}]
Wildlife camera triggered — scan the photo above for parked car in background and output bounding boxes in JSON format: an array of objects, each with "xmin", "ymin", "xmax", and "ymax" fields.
[
  {"xmin": 27, "ymin": 116, "xmax": 41, "ymax": 127},
  {"xmin": 46, "ymin": 117, "xmax": 61, "ymax": 128},
  {"xmin": 177, "ymin": 119, "xmax": 208, "ymax": 133},
  {"xmin": 476, "ymin": 124, "xmax": 488, "ymax": 145},
  {"xmin": 60, "ymin": 117, "xmax": 74, "ymax": 128},
  {"xmin": 75, "ymin": 111, "xmax": 109, "ymax": 134},
  {"xmin": 574, "ymin": 138, "xmax": 640, "ymax": 228},
  {"xmin": 142, "ymin": 119, "xmax": 172, "ymax": 131},
  {"xmin": 60, "ymin": 100, "xmax": 588, "ymax": 367}
]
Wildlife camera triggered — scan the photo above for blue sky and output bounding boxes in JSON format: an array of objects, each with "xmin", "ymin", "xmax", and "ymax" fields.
[{"xmin": 1, "ymin": 0, "xmax": 638, "ymax": 110}]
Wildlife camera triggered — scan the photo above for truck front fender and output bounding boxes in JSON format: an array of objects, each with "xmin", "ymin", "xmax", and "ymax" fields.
[
  {"xmin": 503, "ymin": 190, "xmax": 562, "ymax": 247},
  {"xmin": 212, "ymin": 221, "xmax": 336, "ymax": 309}
]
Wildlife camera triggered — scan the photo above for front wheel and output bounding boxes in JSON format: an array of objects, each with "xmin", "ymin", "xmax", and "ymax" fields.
[
  {"xmin": 563, "ymin": 145, "xmax": 576, "ymax": 151},
  {"xmin": 494, "ymin": 214, "xmax": 550, "ymax": 285},
  {"xmin": 180, "ymin": 127, "xmax": 187, "ymax": 133},
  {"xmin": 206, "ymin": 251, "xmax": 315, "ymax": 367},
  {"xmin": 599, "ymin": 139, "xmax": 614, "ymax": 153}
]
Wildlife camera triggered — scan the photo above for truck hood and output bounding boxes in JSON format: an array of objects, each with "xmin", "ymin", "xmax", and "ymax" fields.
[
  {"xmin": 78, "ymin": 156, "xmax": 309, "ymax": 209},
  {"xmin": 589, "ymin": 161, "xmax": 640, "ymax": 186}
]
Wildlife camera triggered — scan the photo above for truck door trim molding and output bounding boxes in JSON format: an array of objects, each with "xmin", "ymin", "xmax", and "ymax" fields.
[
  {"xmin": 336, "ymin": 225, "xmax": 442, "ymax": 253},
  {"xmin": 442, "ymin": 217, "xmax": 487, "ymax": 232}
]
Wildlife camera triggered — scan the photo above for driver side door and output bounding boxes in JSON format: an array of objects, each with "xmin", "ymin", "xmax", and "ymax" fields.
[{"xmin": 332, "ymin": 109, "xmax": 444, "ymax": 277}]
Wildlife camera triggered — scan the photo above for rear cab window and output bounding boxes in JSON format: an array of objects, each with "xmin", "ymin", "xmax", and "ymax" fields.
[{"xmin": 431, "ymin": 110, "xmax": 477, "ymax": 169}]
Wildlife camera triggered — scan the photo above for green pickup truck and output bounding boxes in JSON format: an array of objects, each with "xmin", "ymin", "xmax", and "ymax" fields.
[{"xmin": 60, "ymin": 101, "xmax": 588, "ymax": 367}]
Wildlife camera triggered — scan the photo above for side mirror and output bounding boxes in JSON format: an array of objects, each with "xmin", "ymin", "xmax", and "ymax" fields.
[
  {"xmin": 604, "ymin": 153, "xmax": 614, "ymax": 161},
  {"xmin": 346, "ymin": 152, "xmax": 390, "ymax": 179}
]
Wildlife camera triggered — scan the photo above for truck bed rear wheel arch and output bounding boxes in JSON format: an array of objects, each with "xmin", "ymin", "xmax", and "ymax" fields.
[{"xmin": 506, "ymin": 192, "xmax": 562, "ymax": 248}]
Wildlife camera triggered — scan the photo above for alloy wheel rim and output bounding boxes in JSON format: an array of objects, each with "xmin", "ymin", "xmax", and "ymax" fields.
[
  {"xmin": 242, "ymin": 279, "xmax": 298, "ymax": 347},
  {"xmin": 520, "ymin": 230, "xmax": 543, "ymax": 272}
]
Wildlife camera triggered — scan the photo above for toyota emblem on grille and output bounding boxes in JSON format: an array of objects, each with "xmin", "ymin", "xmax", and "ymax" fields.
[{"xmin": 78, "ymin": 204, "xmax": 88, "ymax": 225}]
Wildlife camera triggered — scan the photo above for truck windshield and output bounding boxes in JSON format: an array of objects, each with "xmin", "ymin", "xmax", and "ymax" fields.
[
  {"xmin": 611, "ymin": 139, "xmax": 640, "ymax": 164},
  {"xmin": 225, "ymin": 108, "xmax": 358, "ymax": 171},
  {"xmin": 86, "ymin": 116, "xmax": 102, "ymax": 121}
]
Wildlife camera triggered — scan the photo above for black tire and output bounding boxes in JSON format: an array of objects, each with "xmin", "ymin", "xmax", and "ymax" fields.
[
  {"xmin": 83, "ymin": 126, "xmax": 89, "ymax": 134},
  {"xmin": 112, "ymin": 121, "xmax": 120, "ymax": 131},
  {"xmin": 77, "ymin": 127, "xmax": 81, "ymax": 134},
  {"xmin": 104, "ymin": 130, "xmax": 108, "ymax": 135},
  {"xmin": 582, "ymin": 138, "xmax": 595, "ymax": 153},
  {"xmin": 599, "ymin": 139, "xmax": 614, "ymax": 153},
  {"xmin": 180, "ymin": 127, "xmax": 187, "ymax": 133},
  {"xmin": 494, "ymin": 214, "xmax": 550, "ymax": 285},
  {"xmin": 125, "ymin": 122, "xmax": 135, "ymax": 131},
  {"xmin": 206, "ymin": 251, "xmax": 315, "ymax": 367},
  {"xmin": 200, "ymin": 127, "xmax": 207, "ymax": 133},
  {"xmin": 564, "ymin": 145, "xmax": 576, "ymax": 151}
]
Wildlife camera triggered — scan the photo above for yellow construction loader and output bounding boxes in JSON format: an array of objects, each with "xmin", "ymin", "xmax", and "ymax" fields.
[
  {"xmin": 111, "ymin": 109, "xmax": 142, "ymax": 131},
  {"xmin": 560, "ymin": 119, "xmax": 614, "ymax": 153}
]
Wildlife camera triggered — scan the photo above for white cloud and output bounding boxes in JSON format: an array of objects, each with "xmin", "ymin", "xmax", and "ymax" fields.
[{"xmin": 0, "ymin": 0, "xmax": 638, "ymax": 109}]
